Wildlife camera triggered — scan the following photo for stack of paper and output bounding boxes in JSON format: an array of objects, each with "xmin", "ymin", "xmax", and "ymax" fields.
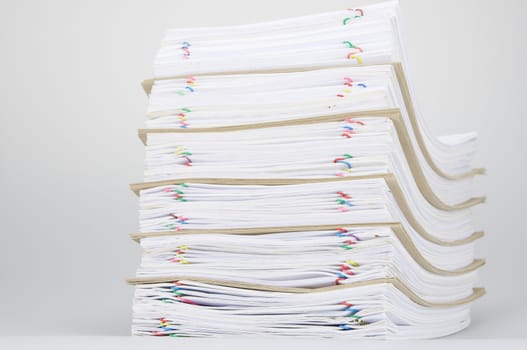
[{"xmin": 129, "ymin": 0, "xmax": 485, "ymax": 339}]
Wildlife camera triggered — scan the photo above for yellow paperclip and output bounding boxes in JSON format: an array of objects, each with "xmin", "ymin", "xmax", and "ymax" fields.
[
  {"xmin": 350, "ymin": 55, "xmax": 363, "ymax": 64},
  {"xmin": 346, "ymin": 259, "xmax": 360, "ymax": 267}
]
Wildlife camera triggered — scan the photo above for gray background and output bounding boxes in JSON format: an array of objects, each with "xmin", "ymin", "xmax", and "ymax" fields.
[{"xmin": 0, "ymin": 0, "xmax": 525, "ymax": 338}]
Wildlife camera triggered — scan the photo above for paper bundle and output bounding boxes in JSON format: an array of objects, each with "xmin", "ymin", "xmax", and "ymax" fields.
[{"xmin": 129, "ymin": 1, "xmax": 485, "ymax": 338}]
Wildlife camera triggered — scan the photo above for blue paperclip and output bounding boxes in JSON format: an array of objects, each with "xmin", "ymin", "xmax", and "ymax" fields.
[
  {"xmin": 335, "ymin": 160, "xmax": 352, "ymax": 169},
  {"xmin": 339, "ymin": 324, "xmax": 353, "ymax": 331},
  {"xmin": 346, "ymin": 307, "xmax": 360, "ymax": 315}
]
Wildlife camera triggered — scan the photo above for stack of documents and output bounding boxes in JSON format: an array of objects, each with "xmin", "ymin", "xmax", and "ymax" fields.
[{"xmin": 129, "ymin": 0, "xmax": 485, "ymax": 338}]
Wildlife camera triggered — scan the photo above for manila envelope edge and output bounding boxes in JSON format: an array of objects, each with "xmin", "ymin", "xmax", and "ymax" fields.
[
  {"xmin": 128, "ymin": 173, "xmax": 485, "ymax": 247},
  {"xmin": 137, "ymin": 108, "xmax": 399, "ymax": 144},
  {"xmin": 139, "ymin": 62, "xmax": 486, "ymax": 179},
  {"xmin": 130, "ymin": 223, "xmax": 484, "ymax": 277},
  {"xmin": 136, "ymin": 109, "xmax": 486, "ymax": 211},
  {"xmin": 139, "ymin": 63, "xmax": 378, "ymax": 95},
  {"xmin": 391, "ymin": 62, "xmax": 486, "ymax": 180},
  {"xmin": 126, "ymin": 275, "xmax": 485, "ymax": 308}
]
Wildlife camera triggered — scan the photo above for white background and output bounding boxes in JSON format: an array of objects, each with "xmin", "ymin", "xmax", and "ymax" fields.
[{"xmin": 0, "ymin": 0, "xmax": 526, "ymax": 342}]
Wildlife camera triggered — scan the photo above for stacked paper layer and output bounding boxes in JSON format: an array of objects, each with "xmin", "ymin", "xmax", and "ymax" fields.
[{"xmin": 129, "ymin": 1, "xmax": 485, "ymax": 339}]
